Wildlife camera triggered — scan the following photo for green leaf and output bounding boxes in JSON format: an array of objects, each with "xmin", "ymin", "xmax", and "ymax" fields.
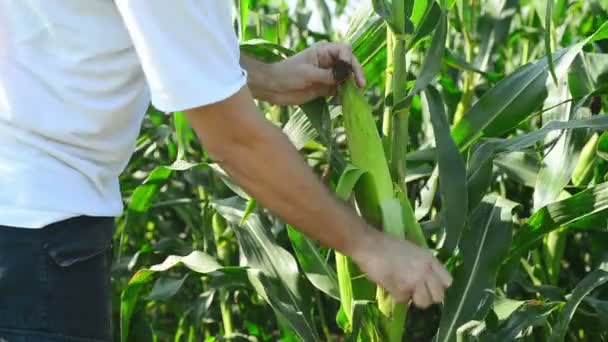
[
  {"xmin": 120, "ymin": 270, "xmax": 155, "ymax": 342},
  {"xmin": 569, "ymin": 52, "xmax": 608, "ymax": 98},
  {"xmin": 494, "ymin": 152, "xmax": 540, "ymax": 188},
  {"xmin": 549, "ymin": 268, "xmax": 608, "ymax": 342},
  {"xmin": 424, "ymin": 86, "xmax": 468, "ymax": 253},
  {"xmin": 287, "ymin": 226, "xmax": 340, "ymax": 300},
  {"xmin": 214, "ymin": 198, "xmax": 319, "ymax": 342},
  {"xmin": 371, "ymin": 0, "xmax": 392, "ymax": 20},
  {"xmin": 239, "ymin": 0, "xmax": 250, "ymax": 39},
  {"xmin": 120, "ymin": 251, "xmax": 236, "ymax": 342},
  {"xmin": 466, "ymin": 115, "xmax": 608, "ymax": 211},
  {"xmin": 394, "ymin": 11, "xmax": 447, "ymax": 112},
  {"xmin": 406, "ymin": 1, "xmax": 442, "ymax": 51},
  {"xmin": 533, "ymin": 79, "xmax": 582, "ymax": 210},
  {"xmin": 415, "ymin": 166, "xmax": 439, "ymax": 220},
  {"xmin": 300, "ymin": 98, "xmax": 346, "ymax": 180},
  {"xmin": 410, "ymin": 12, "xmax": 447, "ymax": 96},
  {"xmin": 597, "ymin": 132, "xmax": 608, "ymax": 161},
  {"xmin": 511, "ymin": 182, "xmax": 608, "ymax": 257},
  {"xmin": 452, "ymin": 42, "xmax": 587, "ymax": 149},
  {"xmin": 147, "ymin": 274, "xmax": 189, "ymax": 301},
  {"xmin": 173, "ymin": 111, "xmax": 192, "ymax": 161},
  {"xmin": 486, "ymin": 303, "xmax": 558, "ymax": 341},
  {"xmin": 128, "ymin": 167, "xmax": 173, "ymax": 213},
  {"xmin": 333, "ymin": 165, "xmax": 377, "ymax": 328},
  {"xmin": 435, "ymin": 195, "xmax": 518, "ymax": 342},
  {"xmin": 545, "ymin": 0, "xmax": 558, "ymax": 85}
]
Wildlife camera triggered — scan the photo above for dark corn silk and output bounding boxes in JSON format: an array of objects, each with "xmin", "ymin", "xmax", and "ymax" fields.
[{"xmin": 333, "ymin": 60, "xmax": 352, "ymax": 83}]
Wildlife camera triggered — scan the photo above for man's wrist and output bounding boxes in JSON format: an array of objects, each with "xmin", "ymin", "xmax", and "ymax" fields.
[
  {"xmin": 336, "ymin": 209, "xmax": 383, "ymax": 262},
  {"xmin": 240, "ymin": 55, "xmax": 281, "ymax": 102}
]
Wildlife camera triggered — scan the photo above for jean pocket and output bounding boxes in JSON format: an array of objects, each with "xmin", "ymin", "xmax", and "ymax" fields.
[{"xmin": 44, "ymin": 217, "xmax": 114, "ymax": 267}]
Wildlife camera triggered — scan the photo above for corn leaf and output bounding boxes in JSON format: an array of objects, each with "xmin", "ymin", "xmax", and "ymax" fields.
[
  {"xmin": 510, "ymin": 182, "xmax": 608, "ymax": 258},
  {"xmin": 214, "ymin": 198, "xmax": 319, "ymax": 342},
  {"xmin": 287, "ymin": 226, "xmax": 340, "ymax": 300},
  {"xmin": 549, "ymin": 268, "xmax": 608, "ymax": 342},
  {"xmin": 435, "ymin": 195, "xmax": 518, "ymax": 342},
  {"xmin": 533, "ymin": 78, "xmax": 579, "ymax": 210},
  {"xmin": 484, "ymin": 303, "xmax": 559, "ymax": 341},
  {"xmin": 424, "ymin": 86, "xmax": 468, "ymax": 252},
  {"xmin": 120, "ymin": 251, "xmax": 242, "ymax": 342}
]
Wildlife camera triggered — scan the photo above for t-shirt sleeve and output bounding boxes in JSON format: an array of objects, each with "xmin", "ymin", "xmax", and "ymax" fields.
[{"xmin": 115, "ymin": 1, "xmax": 247, "ymax": 112}]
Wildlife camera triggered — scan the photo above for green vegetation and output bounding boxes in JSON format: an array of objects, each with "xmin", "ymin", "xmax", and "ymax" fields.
[{"xmin": 113, "ymin": 1, "xmax": 608, "ymax": 341}]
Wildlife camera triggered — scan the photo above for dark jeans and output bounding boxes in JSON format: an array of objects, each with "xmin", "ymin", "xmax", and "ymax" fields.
[{"xmin": 0, "ymin": 216, "xmax": 114, "ymax": 342}]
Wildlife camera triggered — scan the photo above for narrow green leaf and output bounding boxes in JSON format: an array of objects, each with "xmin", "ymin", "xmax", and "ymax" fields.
[
  {"xmin": 394, "ymin": 11, "xmax": 447, "ymax": 112},
  {"xmin": 424, "ymin": 86, "xmax": 468, "ymax": 252},
  {"xmin": 549, "ymin": 269, "xmax": 608, "ymax": 342},
  {"xmin": 545, "ymin": 0, "xmax": 558, "ymax": 84},
  {"xmin": 511, "ymin": 182, "xmax": 608, "ymax": 257},
  {"xmin": 120, "ymin": 270, "xmax": 155, "ymax": 342},
  {"xmin": 239, "ymin": 0, "xmax": 250, "ymax": 39},
  {"xmin": 128, "ymin": 167, "xmax": 173, "ymax": 213},
  {"xmin": 486, "ymin": 303, "xmax": 558, "ymax": 341},
  {"xmin": 435, "ymin": 195, "xmax": 518, "ymax": 342},
  {"xmin": 287, "ymin": 226, "xmax": 340, "ymax": 300},
  {"xmin": 214, "ymin": 198, "xmax": 319, "ymax": 342},
  {"xmin": 533, "ymin": 78, "xmax": 579, "ymax": 210}
]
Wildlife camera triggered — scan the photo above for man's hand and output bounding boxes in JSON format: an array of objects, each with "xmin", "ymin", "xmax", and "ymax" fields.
[
  {"xmin": 351, "ymin": 229, "xmax": 453, "ymax": 308},
  {"xmin": 242, "ymin": 42, "xmax": 366, "ymax": 105}
]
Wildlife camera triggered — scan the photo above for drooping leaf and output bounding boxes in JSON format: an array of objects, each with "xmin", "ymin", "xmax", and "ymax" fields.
[
  {"xmin": 120, "ymin": 251, "xmax": 240, "ymax": 342},
  {"xmin": 214, "ymin": 197, "xmax": 319, "ymax": 342},
  {"xmin": 147, "ymin": 274, "xmax": 189, "ymax": 301},
  {"xmin": 287, "ymin": 226, "xmax": 340, "ymax": 300}
]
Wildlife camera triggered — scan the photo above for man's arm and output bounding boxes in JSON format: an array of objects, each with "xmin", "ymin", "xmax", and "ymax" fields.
[{"xmin": 184, "ymin": 86, "xmax": 452, "ymax": 308}]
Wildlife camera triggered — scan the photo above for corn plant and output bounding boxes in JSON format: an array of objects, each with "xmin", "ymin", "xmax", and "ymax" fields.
[{"xmin": 114, "ymin": 1, "xmax": 608, "ymax": 341}]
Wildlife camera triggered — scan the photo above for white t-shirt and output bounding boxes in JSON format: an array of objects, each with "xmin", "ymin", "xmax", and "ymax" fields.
[{"xmin": 0, "ymin": 1, "xmax": 247, "ymax": 228}]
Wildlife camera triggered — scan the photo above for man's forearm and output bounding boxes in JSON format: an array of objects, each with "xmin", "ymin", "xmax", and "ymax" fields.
[{"xmin": 185, "ymin": 86, "xmax": 377, "ymax": 258}]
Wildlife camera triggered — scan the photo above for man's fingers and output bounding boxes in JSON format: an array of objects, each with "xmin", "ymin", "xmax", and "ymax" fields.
[
  {"xmin": 314, "ymin": 42, "xmax": 366, "ymax": 87},
  {"xmin": 351, "ymin": 56, "xmax": 366, "ymax": 88},
  {"xmin": 303, "ymin": 66, "xmax": 336, "ymax": 86},
  {"xmin": 432, "ymin": 260, "xmax": 453, "ymax": 287},
  {"xmin": 333, "ymin": 43, "xmax": 366, "ymax": 87},
  {"xmin": 425, "ymin": 274, "xmax": 445, "ymax": 304},
  {"xmin": 412, "ymin": 281, "xmax": 432, "ymax": 309}
]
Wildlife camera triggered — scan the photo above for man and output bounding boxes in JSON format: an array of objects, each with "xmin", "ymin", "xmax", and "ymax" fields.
[{"xmin": 0, "ymin": 1, "xmax": 452, "ymax": 341}]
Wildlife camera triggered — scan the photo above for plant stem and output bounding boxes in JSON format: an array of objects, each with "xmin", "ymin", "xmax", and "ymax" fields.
[
  {"xmin": 315, "ymin": 290, "xmax": 333, "ymax": 342},
  {"xmin": 383, "ymin": 27, "xmax": 395, "ymax": 145},
  {"xmin": 389, "ymin": 2, "xmax": 409, "ymax": 187},
  {"xmin": 211, "ymin": 212, "xmax": 234, "ymax": 337},
  {"xmin": 377, "ymin": 2, "xmax": 412, "ymax": 341}
]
